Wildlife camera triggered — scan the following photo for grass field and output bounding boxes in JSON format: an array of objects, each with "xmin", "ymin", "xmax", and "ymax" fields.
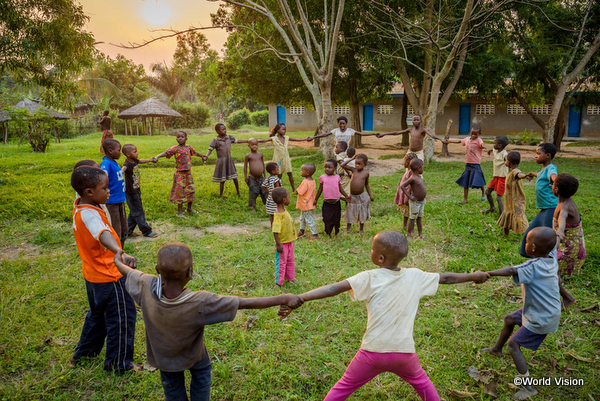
[{"xmin": 0, "ymin": 132, "xmax": 598, "ymax": 400}]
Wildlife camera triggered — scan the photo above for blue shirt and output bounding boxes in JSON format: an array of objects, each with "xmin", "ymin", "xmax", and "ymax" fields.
[
  {"xmin": 535, "ymin": 163, "xmax": 558, "ymax": 209},
  {"xmin": 100, "ymin": 157, "xmax": 126, "ymax": 204},
  {"xmin": 513, "ymin": 248, "xmax": 561, "ymax": 334}
]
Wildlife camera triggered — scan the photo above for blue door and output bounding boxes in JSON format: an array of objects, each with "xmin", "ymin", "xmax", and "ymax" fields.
[
  {"xmin": 276, "ymin": 105, "xmax": 286, "ymax": 124},
  {"xmin": 459, "ymin": 104, "xmax": 471, "ymax": 135},
  {"xmin": 363, "ymin": 104, "xmax": 373, "ymax": 131},
  {"xmin": 567, "ymin": 104, "xmax": 581, "ymax": 137}
]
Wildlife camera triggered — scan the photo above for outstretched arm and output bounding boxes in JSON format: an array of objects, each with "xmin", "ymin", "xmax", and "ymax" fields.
[
  {"xmin": 424, "ymin": 128, "xmax": 448, "ymax": 144},
  {"xmin": 307, "ymin": 131, "xmax": 333, "ymax": 141},
  {"xmin": 138, "ymin": 158, "xmax": 155, "ymax": 164},
  {"xmin": 153, "ymin": 151, "xmax": 169, "ymax": 162},
  {"xmin": 377, "ymin": 129, "xmax": 410, "ymax": 138},
  {"xmin": 113, "ymin": 250, "xmax": 138, "ymax": 275},
  {"xmin": 355, "ymin": 131, "xmax": 378, "ymax": 136},
  {"xmin": 288, "ymin": 136, "xmax": 310, "ymax": 142},
  {"xmin": 487, "ymin": 266, "xmax": 518, "ymax": 277},
  {"xmin": 299, "ymin": 280, "xmax": 352, "ymax": 301},
  {"xmin": 238, "ymin": 294, "xmax": 304, "ymax": 309},
  {"xmin": 439, "ymin": 271, "xmax": 489, "ymax": 284}
]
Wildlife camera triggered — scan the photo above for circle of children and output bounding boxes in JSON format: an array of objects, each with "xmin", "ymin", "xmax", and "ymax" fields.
[{"xmin": 69, "ymin": 114, "xmax": 586, "ymax": 401}]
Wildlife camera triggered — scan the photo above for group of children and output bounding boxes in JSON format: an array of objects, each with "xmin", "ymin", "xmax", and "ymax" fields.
[{"xmin": 67, "ymin": 115, "xmax": 587, "ymax": 401}]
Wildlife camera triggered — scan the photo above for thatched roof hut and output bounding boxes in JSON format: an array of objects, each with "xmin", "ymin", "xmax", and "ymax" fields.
[
  {"xmin": 118, "ymin": 98, "xmax": 182, "ymax": 119},
  {"xmin": 0, "ymin": 111, "xmax": 10, "ymax": 123},
  {"xmin": 13, "ymin": 98, "xmax": 69, "ymax": 120}
]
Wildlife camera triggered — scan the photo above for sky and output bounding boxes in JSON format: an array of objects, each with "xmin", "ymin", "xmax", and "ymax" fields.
[{"xmin": 78, "ymin": 0, "xmax": 230, "ymax": 71}]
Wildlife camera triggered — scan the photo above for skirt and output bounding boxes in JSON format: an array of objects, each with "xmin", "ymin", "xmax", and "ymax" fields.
[
  {"xmin": 170, "ymin": 170, "xmax": 196, "ymax": 204},
  {"xmin": 345, "ymin": 191, "xmax": 371, "ymax": 224},
  {"xmin": 455, "ymin": 163, "xmax": 486, "ymax": 189}
]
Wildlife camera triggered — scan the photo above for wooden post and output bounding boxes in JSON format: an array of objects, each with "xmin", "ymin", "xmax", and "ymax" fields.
[
  {"xmin": 149, "ymin": 117, "xmax": 153, "ymax": 136},
  {"xmin": 4, "ymin": 123, "xmax": 7, "ymax": 144},
  {"xmin": 163, "ymin": 117, "xmax": 167, "ymax": 135},
  {"xmin": 124, "ymin": 119, "xmax": 128, "ymax": 135},
  {"xmin": 136, "ymin": 120, "xmax": 139, "ymax": 136},
  {"xmin": 441, "ymin": 119, "xmax": 453, "ymax": 157}
]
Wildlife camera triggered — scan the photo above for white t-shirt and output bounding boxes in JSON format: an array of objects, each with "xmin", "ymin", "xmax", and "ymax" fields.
[
  {"xmin": 346, "ymin": 268, "xmax": 439, "ymax": 353},
  {"xmin": 492, "ymin": 149, "xmax": 508, "ymax": 177},
  {"xmin": 332, "ymin": 128, "xmax": 356, "ymax": 145}
]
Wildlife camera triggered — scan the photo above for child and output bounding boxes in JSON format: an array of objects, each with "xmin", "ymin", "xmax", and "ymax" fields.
[
  {"xmin": 113, "ymin": 243, "xmax": 303, "ymax": 400},
  {"xmin": 448, "ymin": 125, "xmax": 488, "ymax": 204},
  {"xmin": 203, "ymin": 123, "xmax": 253, "ymax": 198},
  {"xmin": 73, "ymin": 160, "xmax": 111, "ymax": 223},
  {"xmin": 298, "ymin": 230, "xmax": 489, "ymax": 401},
  {"xmin": 314, "ymin": 159, "xmax": 351, "ymax": 237},
  {"xmin": 99, "ymin": 110, "xmax": 112, "ymax": 153},
  {"xmin": 263, "ymin": 123, "xmax": 310, "ymax": 192},
  {"xmin": 271, "ymin": 187, "xmax": 298, "ymax": 287},
  {"xmin": 295, "ymin": 163, "xmax": 318, "ymax": 240},
  {"xmin": 100, "ymin": 139, "xmax": 128, "ymax": 247},
  {"xmin": 519, "ymin": 143, "xmax": 558, "ymax": 258},
  {"xmin": 243, "ymin": 138, "xmax": 267, "ymax": 213},
  {"xmin": 482, "ymin": 227, "xmax": 561, "ymax": 401},
  {"xmin": 553, "ymin": 173, "xmax": 586, "ymax": 309},
  {"xmin": 497, "ymin": 152, "xmax": 529, "ymax": 237},
  {"xmin": 121, "ymin": 144, "xmax": 157, "ymax": 238},
  {"xmin": 262, "ymin": 162, "xmax": 282, "ymax": 224},
  {"xmin": 400, "ymin": 158, "xmax": 426, "ymax": 240},
  {"xmin": 334, "ymin": 141, "xmax": 351, "ymax": 197},
  {"xmin": 394, "ymin": 153, "xmax": 419, "ymax": 231},
  {"xmin": 69, "ymin": 166, "xmax": 137, "ymax": 372},
  {"xmin": 340, "ymin": 154, "xmax": 374, "ymax": 234},
  {"xmin": 376, "ymin": 114, "xmax": 448, "ymax": 161},
  {"xmin": 483, "ymin": 135, "xmax": 509, "ymax": 214},
  {"xmin": 309, "ymin": 116, "xmax": 376, "ymax": 150}
]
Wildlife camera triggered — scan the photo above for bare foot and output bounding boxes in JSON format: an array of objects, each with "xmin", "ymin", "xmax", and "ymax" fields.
[
  {"xmin": 359, "ymin": 230, "xmax": 364, "ymax": 235},
  {"xmin": 187, "ymin": 209, "xmax": 198, "ymax": 214},
  {"xmin": 289, "ymin": 279, "xmax": 299, "ymax": 285},
  {"xmin": 68, "ymin": 358, "xmax": 78, "ymax": 368},
  {"xmin": 512, "ymin": 386, "xmax": 538, "ymax": 400},
  {"xmin": 177, "ymin": 212, "xmax": 184, "ymax": 218},
  {"xmin": 309, "ymin": 235, "xmax": 318, "ymax": 241},
  {"xmin": 346, "ymin": 228, "xmax": 352, "ymax": 233},
  {"xmin": 252, "ymin": 207, "xmax": 257, "ymax": 213},
  {"xmin": 482, "ymin": 208, "xmax": 495, "ymax": 214},
  {"xmin": 419, "ymin": 235, "xmax": 426, "ymax": 240},
  {"xmin": 561, "ymin": 298, "xmax": 577, "ymax": 310},
  {"xmin": 406, "ymin": 234, "xmax": 413, "ymax": 241},
  {"xmin": 480, "ymin": 347, "xmax": 502, "ymax": 357}
]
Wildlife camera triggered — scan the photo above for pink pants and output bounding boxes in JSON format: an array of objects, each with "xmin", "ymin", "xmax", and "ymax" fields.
[
  {"xmin": 275, "ymin": 242, "xmax": 295, "ymax": 285},
  {"xmin": 323, "ymin": 349, "xmax": 439, "ymax": 401}
]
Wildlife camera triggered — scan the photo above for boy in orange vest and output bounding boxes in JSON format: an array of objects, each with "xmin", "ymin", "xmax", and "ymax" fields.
[{"xmin": 69, "ymin": 165, "xmax": 137, "ymax": 372}]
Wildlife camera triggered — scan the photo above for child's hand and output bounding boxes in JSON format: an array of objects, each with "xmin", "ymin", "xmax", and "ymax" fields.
[
  {"xmin": 313, "ymin": 200, "xmax": 317, "ymax": 207},
  {"xmin": 285, "ymin": 294, "xmax": 304, "ymax": 309},
  {"xmin": 292, "ymin": 190, "xmax": 297, "ymax": 194},
  {"xmin": 487, "ymin": 149, "xmax": 493, "ymax": 155},
  {"xmin": 202, "ymin": 156, "xmax": 208, "ymax": 162},
  {"xmin": 442, "ymin": 139, "xmax": 449, "ymax": 144},
  {"xmin": 556, "ymin": 229, "xmax": 565, "ymax": 242},
  {"xmin": 472, "ymin": 271, "xmax": 490, "ymax": 284},
  {"xmin": 115, "ymin": 250, "xmax": 137, "ymax": 269},
  {"xmin": 376, "ymin": 133, "xmax": 384, "ymax": 138},
  {"xmin": 409, "ymin": 194, "xmax": 416, "ymax": 201},
  {"xmin": 345, "ymin": 196, "xmax": 351, "ymax": 203},
  {"xmin": 307, "ymin": 137, "xmax": 314, "ymax": 142},
  {"xmin": 369, "ymin": 195, "xmax": 374, "ymax": 202},
  {"xmin": 276, "ymin": 244, "xmax": 283, "ymax": 253},
  {"xmin": 151, "ymin": 157, "xmax": 158, "ymax": 163}
]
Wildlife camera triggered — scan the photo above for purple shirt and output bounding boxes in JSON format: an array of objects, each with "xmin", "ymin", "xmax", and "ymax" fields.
[{"xmin": 320, "ymin": 174, "xmax": 341, "ymax": 200}]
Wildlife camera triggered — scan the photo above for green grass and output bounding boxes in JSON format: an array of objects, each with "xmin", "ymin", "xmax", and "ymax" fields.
[
  {"xmin": 566, "ymin": 139, "xmax": 600, "ymax": 148},
  {"xmin": 1, "ymin": 132, "xmax": 599, "ymax": 400}
]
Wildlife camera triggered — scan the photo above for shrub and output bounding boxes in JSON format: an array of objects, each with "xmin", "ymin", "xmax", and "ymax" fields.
[
  {"xmin": 227, "ymin": 108, "xmax": 250, "ymax": 130},
  {"xmin": 509, "ymin": 130, "xmax": 541, "ymax": 146},
  {"xmin": 249, "ymin": 110, "xmax": 269, "ymax": 127},
  {"xmin": 168, "ymin": 101, "xmax": 211, "ymax": 129}
]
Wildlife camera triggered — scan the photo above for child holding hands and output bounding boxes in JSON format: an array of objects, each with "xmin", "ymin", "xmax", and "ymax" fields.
[
  {"xmin": 314, "ymin": 159, "xmax": 350, "ymax": 237},
  {"xmin": 264, "ymin": 123, "xmax": 310, "ymax": 192},
  {"xmin": 298, "ymin": 230, "xmax": 489, "ymax": 401},
  {"xmin": 483, "ymin": 135, "xmax": 509, "ymax": 215},
  {"xmin": 271, "ymin": 187, "xmax": 298, "ymax": 287},
  {"xmin": 400, "ymin": 158, "xmax": 426, "ymax": 240},
  {"xmin": 295, "ymin": 163, "xmax": 318, "ymax": 240},
  {"xmin": 448, "ymin": 125, "xmax": 487, "ymax": 204},
  {"xmin": 113, "ymin": 243, "xmax": 302, "ymax": 400},
  {"xmin": 262, "ymin": 162, "xmax": 282, "ymax": 224},
  {"xmin": 153, "ymin": 131, "xmax": 205, "ymax": 217},
  {"xmin": 394, "ymin": 153, "xmax": 419, "ymax": 231},
  {"xmin": 340, "ymin": 154, "xmax": 374, "ymax": 234},
  {"xmin": 497, "ymin": 152, "xmax": 529, "ymax": 237},
  {"xmin": 244, "ymin": 138, "xmax": 267, "ymax": 213}
]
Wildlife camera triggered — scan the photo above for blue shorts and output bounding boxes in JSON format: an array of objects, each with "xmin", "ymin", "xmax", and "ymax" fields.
[{"xmin": 509, "ymin": 308, "xmax": 547, "ymax": 351}]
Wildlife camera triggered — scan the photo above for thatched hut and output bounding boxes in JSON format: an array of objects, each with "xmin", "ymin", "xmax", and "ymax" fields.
[
  {"xmin": 1, "ymin": 99, "xmax": 69, "ymax": 144},
  {"xmin": 117, "ymin": 98, "xmax": 182, "ymax": 135}
]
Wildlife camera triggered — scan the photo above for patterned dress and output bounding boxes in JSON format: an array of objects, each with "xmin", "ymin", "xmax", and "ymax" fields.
[
  {"xmin": 497, "ymin": 168, "xmax": 528, "ymax": 233},
  {"xmin": 164, "ymin": 144, "xmax": 201, "ymax": 204},
  {"xmin": 209, "ymin": 135, "xmax": 238, "ymax": 182},
  {"xmin": 272, "ymin": 135, "xmax": 293, "ymax": 174},
  {"xmin": 553, "ymin": 218, "xmax": 587, "ymax": 276},
  {"xmin": 264, "ymin": 176, "xmax": 282, "ymax": 215},
  {"xmin": 394, "ymin": 169, "xmax": 412, "ymax": 218}
]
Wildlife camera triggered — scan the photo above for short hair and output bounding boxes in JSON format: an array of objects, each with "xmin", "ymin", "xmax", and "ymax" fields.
[
  {"xmin": 102, "ymin": 139, "xmax": 120, "ymax": 153},
  {"xmin": 538, "ymin": 143, "xmax": 556, "ymax": 159},
  {"xmin": 177, "ymin": 130, "xmax": 188, "ymax": 137},
  {"xmin": 554, "ymin": 173, "xmax": 578, "ymax": 198},
  {"xmin": 102, "ymin": 110, "xmax": 109, "ymax": 116},
  {"xmin": 506, "ymin": 151, "xmax": 521, "ymax": 166},
  {"xmin": 528, "ymin": 227, "xmax": 558, "ymax": 255},
  {"xmin": 71, "ymin": 166, "xmax": 106, "ymax": 195},
  {"xmin": 302, "ymin": 163, "xmax": 316, "ymax": 175},
  {"xmin": 73, "ymin": 159, "xmax": 99, "ymax": 170},
  {"xmin": 495, "ymin": 135, "xmax": 509, "ymax": 147},
  {"xmin": 410, "ymin": 158, "xmax": 424, "ymax": 171},
  {"xmin": 356, "ymin": 154, "xmax": 368, "ymax": 164},
  {"xmin": 266, "ymin": 162, "xmax": 279, "ymax": 174},
  {"xmin": 404, "ymin": 153, "xmax": 419, "ymax": 164},
  {"xmin": 347, "ymin": 147, "xmax": 356, "ymax": 157},
  {"xmin": 373, "ymin": 231, "xmax": 409, "ymax": 264},
  {"xmin": 412, "ymin": 114, "xmax": 421, "ymax": 119},
  {"xmin": 337, "ymin": 141, "xmax": 348, "ymax": 151},
  {"xmin": 472, "ymin": 124, "xmax": 482, "ymax": 133},
  {"xmin": 122, "ymin": 144, "xmax": 136, "ymax": 156},
  {"xmin": 325, "ymin": 158, "xmax": 338, "ymax": 167},
  {"xmin": 336, "ymin": 116, "xmax": 348, "ymax": 123},
  {"xmin": 157, "ymin": 243, "xmax": 193, "ymax": 280},
  {"xmin": 271, "ymin": 187, "xmax": 289, "ymax": 204},
  {"xmin": 214, "ymin": 123, "xmax": 225, "ymax": 132},
  {"xmin": 248, "ymin": 138, "xmax": 258, "ymax": 145}
]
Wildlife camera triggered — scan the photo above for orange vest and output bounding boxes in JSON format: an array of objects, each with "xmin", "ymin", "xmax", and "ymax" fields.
[{"xmin": 72, "ymin": 199, "xmax": 123, "ymax": 283}]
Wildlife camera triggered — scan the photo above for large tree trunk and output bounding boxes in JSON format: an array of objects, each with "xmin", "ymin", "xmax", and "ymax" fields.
[
  {"xmin": 545, "ymin": 84, "xmax": 569, "ymax": 143},
  {"xmin": 400, "ymin": 96, "xmax": 409, "ymax": 146},
  {"xmin": 318, "ymin": 84, "xmax": 336, "ymax": 158},
  {"xmin": 349, "ymin": 77, "xmax": 362, "ymax": 148},
  {"xmin": 553, "ymin": 104, "xmax": 567, "ymax": 151}
]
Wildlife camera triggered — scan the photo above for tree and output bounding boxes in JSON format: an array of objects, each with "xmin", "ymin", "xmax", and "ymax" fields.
[
  {"xmin": 0, "ymin": 0, "xmax": 96, "ymax": 106},
  {"xmin": 148, "ymin": 62, "xmax": 184, "ymax": 102},
  {"xmin": 369, "ymin": 0, "xmax": 516, "ymax": 161}
]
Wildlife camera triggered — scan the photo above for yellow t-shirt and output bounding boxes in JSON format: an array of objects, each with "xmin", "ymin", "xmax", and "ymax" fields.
[{"xmin": 272, "ymin": 210, "xmax": 296, "ymax": 244}]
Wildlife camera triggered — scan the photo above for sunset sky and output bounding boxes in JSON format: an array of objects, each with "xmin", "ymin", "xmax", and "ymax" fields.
[{"xmin": 79, "ymin": 0, "xmax": 230, "ymax": 71}]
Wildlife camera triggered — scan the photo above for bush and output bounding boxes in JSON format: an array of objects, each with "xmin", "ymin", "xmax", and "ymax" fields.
[
  {"xmin": 509, "ymin": 130, "xmax": 541, "ymax": 146},
  {"xmin": 249, "ymin": 110, "xmax": 269, "ymax": 127},
  {"xmin": 227, "ymin": 108, "xmax": 250, "ymax": 130},
  {"xmin": 168, "ymin": 101, "xmax": 211, "ymax": 129}
]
